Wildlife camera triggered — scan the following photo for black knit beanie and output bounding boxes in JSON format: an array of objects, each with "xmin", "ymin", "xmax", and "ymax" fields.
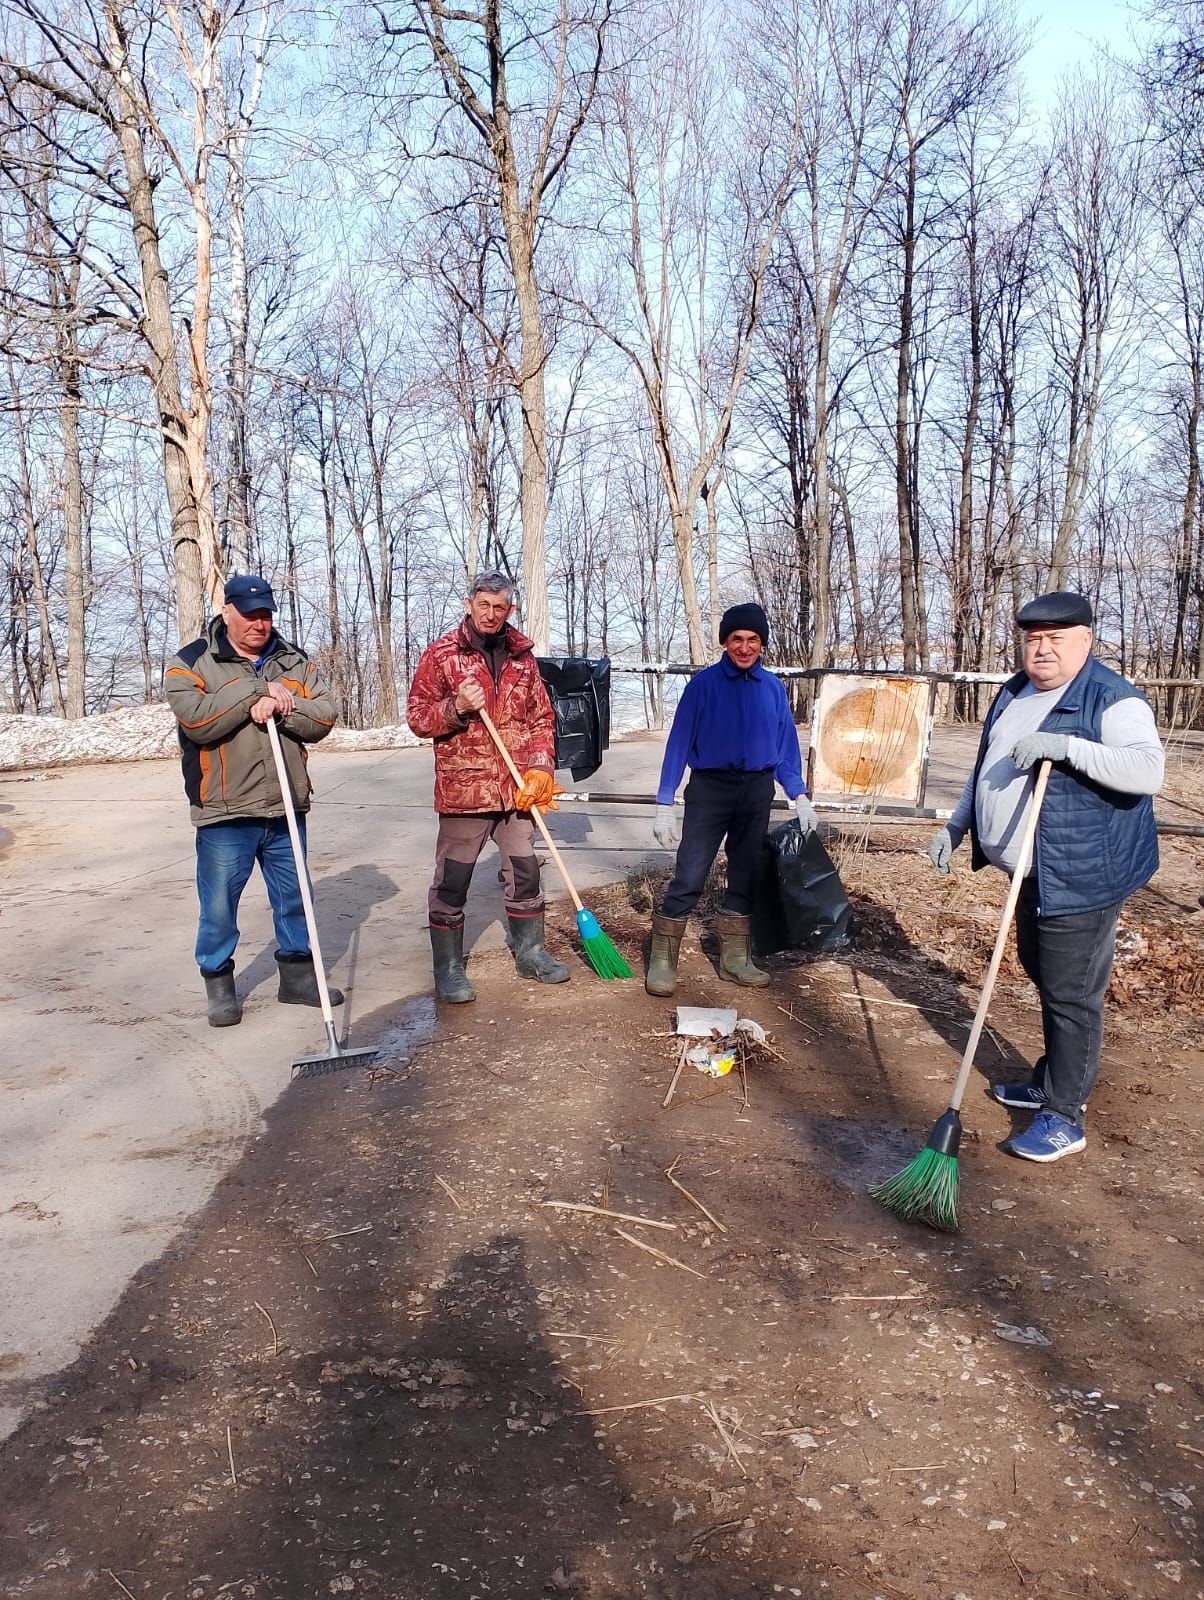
[{"xmin": 719, "ymin": 602, "xmax": 769, "ymax": 645}]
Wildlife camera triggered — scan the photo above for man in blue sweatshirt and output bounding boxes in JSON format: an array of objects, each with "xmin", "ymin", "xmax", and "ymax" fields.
[{"xmin": 647, "ymin": 602, "xmax": 818, "ymax": 996}]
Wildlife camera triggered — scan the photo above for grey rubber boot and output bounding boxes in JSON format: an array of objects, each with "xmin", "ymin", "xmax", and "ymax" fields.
[
  {"xmin": 430, "ymin": 922, "xmax": 475, "ymax": 1004},
  {"xmin": 645, "ymin": 912, "xmax": 687, "ymax": 997},
  {"xmin": 276, "ymin": 952, "xmax": 345, "ymax": 1008},
  {"xmin": 715, "ymin": 911, "xmax": 770, "ymax": 987},
  {"xmin": 202, "ymin": 960, "xmax": 242, "ymax": 1027},
  {"xmin": 507, "ymin": 912, "xmax": 570, "ymax": 984}
]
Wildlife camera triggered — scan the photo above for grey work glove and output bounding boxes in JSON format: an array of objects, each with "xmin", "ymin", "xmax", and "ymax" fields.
[
  {"xmin": 928, "ymin": 821, "xmax": 966, "ymax": 874},
  {"xmin": 653, "ymin": 803, "xmax": 681, "ymax": 851},
  {"xmin": 794, "ymin": 794, "xmax": 819, "ymax": 834},
  {"xmin": 1011, "ymin": 732, "xmax": 1069, "ymax": 769}
]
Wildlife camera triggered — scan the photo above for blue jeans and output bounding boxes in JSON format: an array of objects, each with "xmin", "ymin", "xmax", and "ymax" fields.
[
  {"xmin": 660, "ymin": 769, "xmax": 775, "ymax": 919},
  {"xmin": 1014, "ymin": 878, "xmax": 1121, "ymax": 1129},
  {"xmin": 195, "ymin": 817, "xmax": 310, "ymax": 974}
]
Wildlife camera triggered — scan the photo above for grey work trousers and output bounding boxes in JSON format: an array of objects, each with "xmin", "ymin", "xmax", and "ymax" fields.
[{"xmin": 428, "ymin": 811, "xmax": 543, "ymax": 928}]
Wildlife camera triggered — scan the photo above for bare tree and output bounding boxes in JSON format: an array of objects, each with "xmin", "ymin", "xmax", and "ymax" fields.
[
  {"xmin": 2, "ymin": 0, "xmax": 292, "ymax": 639},
  {"xmin": 370, "ymin": 0, "xmax": 612, "ymax": 653},
  {"xmin": 1043, "ymin": 72, "xmax": 1143, "ymax": 586},
  {"xmin": 591, "ymin": 0, "xmax": 801, "ymax": 664},
  {"xmin": 876, "ymin": 0, "xmax": 1022, "ymax": 670}
]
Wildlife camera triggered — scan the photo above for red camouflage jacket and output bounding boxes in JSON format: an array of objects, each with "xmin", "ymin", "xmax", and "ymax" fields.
[{"xmin": 406, "ymin": 620, "xmax": 556, "ymax": 813}]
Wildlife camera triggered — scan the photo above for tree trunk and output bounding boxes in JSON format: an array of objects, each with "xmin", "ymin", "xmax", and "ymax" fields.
[
  {"xmin": 895, "ymin": 138, "xmax": 920, "ymax": 671},
  {"xmin": 104, "ymin": 0, "xmax": 211, "ymax": 642},
  {"xmin": 60, "ymin": 349, "xmax": 86, "ymax": 717},
  {"xmin": 497, "ymin": 196, "xmax": 550, "ymax": 651},
  {"xmin": 5, "ymin": 353, "xmax": 65, "ymax": 713},
  {"xmin": 223, "ymin": 123, "xmax": 254, "ymax": 573}
]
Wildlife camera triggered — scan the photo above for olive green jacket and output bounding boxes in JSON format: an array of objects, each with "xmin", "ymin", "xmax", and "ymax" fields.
[{"xmin": 165, "ymin": 618, "xmax": 337, "ymax": 827}]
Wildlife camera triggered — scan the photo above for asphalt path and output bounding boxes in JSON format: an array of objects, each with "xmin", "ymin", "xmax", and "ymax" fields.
[{"xmin": 0, "ymin": 727, "xmax": 977, "ymax": 1440}]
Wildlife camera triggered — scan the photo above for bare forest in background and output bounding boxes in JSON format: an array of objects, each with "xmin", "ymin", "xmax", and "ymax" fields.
[{"xmin": 4, "ymin": 0, "xmax": 1204, "ymax": 730}]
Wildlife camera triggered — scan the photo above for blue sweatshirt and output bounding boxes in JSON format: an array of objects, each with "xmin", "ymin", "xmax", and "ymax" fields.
[{"xmin": 656, "ymin": 655, "xmax": 806, "ymax": 804}]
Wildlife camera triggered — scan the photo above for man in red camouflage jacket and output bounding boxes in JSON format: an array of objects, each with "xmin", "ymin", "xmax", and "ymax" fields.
[{"xmin": 406, "ymin": 570, "xmax": 570, "ymax": 1002}]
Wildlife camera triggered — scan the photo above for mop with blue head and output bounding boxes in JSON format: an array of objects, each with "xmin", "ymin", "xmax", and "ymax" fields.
[{"xmin": 870, "ymin": 761, "xmax": 1051, "ymax": 1232}]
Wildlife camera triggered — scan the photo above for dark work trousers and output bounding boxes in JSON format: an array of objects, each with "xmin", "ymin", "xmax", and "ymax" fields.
[
  {"xmin": 428, "ymin": 811, "xmax": 543, "ymax": 928},
  {"xmin": 1014, "ymin": 877, "xmax": 1122, "ymax": 1129},
  {"xmin": 660, "ymin": 769, "xmax": 775, "ymax": 919}
]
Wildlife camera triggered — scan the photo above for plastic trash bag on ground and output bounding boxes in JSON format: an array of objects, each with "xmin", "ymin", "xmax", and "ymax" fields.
[{"xmin": 750, "ymin": 817, "xmax": 854, "ymax": 957}]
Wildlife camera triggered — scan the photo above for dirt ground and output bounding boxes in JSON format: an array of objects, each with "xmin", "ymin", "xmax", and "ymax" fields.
[{"xmin": 1, "ymin": 827, "xmax": 1203, "ymax": 1600}]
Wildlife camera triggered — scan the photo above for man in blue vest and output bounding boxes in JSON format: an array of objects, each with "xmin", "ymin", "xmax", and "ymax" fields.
[{"xmin": 928, "ymin": 592, "xmax": 1163, "ymax": 1162}]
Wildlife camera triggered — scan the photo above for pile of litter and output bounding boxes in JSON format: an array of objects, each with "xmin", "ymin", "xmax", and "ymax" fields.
[{"xmin": 661, "ymin": 1004, "xmax": 782, "ymax": 1108}]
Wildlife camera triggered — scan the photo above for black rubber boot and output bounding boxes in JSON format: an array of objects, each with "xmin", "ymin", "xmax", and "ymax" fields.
[
  {"xmin": 202, "ymin": 960, "xmax": 242, "ymax": 1027},
  {"xmin": 645, "ymin": 912, "xmax": 687, "ymax": 997},
  {"xmin": 507, "ymin": 912, "xmax": 570, "ymax": 984},
  {"xmin": 275, "ymin": 952, "xmax": 344, "ymax": 1007},
  {"xmin": 715, "ymin": 911, "xmax": 770, "ymax": 987},
  {"xmin": 430, "ymin": 922, "xmax": 475, "ymax": 1004}
]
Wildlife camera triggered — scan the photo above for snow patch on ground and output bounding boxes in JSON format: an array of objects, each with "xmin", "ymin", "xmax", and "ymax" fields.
[
  {"xmin": 0, "ymin": 676, "xmax": 664, "ymax": 774},
  {"xmin": 0, "ymin": 705, "xmax": 423, "ymax": 772}
]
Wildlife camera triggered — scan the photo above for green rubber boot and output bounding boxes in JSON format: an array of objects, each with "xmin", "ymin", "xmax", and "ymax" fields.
[
  {"xmin": 430, "ymin": 922, "xmax": 476, "ymax": 1004},
  {"xmin": 716, "ymin": 911, "xmax": 770, "ymax": 987},
  {"xmin": 645, "ymin": 913, "xmax": 687, "ymax": 997},
  {"xmin": 507, "ymin": 912, "xmax": 570, "ymax": 984}
]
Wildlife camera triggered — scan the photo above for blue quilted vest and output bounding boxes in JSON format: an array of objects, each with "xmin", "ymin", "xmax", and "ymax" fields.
[{"xmin": 969, "ymin": 656, "xmax": 1158, "ymax": 916}]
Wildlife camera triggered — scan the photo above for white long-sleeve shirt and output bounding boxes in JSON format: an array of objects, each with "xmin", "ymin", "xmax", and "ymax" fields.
[{"xmin": 949, "ymin": 680, "xmax": 1164, "ymax": 876}]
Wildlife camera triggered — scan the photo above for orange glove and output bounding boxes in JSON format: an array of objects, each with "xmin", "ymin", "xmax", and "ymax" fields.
[{"xmin": 515, "ymin": 769, "xmax": 562, "ymax": 812}]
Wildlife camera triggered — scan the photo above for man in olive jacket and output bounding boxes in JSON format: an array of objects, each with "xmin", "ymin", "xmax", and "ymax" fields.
[{"xmin": 165, "ymin": 574, "xmax": 340, "ymax": 1027}]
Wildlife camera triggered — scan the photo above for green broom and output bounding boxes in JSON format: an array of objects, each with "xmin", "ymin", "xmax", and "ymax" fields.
[
  {"xmin": 480, "ymin": 709, "xmax": 632, "ymax": 980},
  {"xmin": 870, "ymin": 760, "xmax": 1051, "ymax": 1231}
]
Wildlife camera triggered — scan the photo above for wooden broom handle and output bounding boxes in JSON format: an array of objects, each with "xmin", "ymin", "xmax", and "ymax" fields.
[
  {"xmin": 478, "ymin": 707, "xmax": 585, "ymax": 914},
  {"xmin": 946, "ymin": 759, "xmax": 1052, "ymax": 1114}
]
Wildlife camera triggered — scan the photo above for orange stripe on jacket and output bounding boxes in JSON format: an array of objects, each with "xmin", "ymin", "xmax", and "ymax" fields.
[
  {"xmin": 178, "ymin": 708, "xmax": 240, "ymax": 730},
  {"xmin": 165, "ymin": 666, "xmax": 206, "ymax": 690},
  {"xmin": 199, "ymin": 749, "xmax": 211, "ymax": 803}
]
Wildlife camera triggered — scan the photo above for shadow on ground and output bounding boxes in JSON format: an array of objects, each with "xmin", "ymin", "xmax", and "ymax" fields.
[{"xmin": 1, "ymin": 845, "xmax": 1200, "ymax": 1599}]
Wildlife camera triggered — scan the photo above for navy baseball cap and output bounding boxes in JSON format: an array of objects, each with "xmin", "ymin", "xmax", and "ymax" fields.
[{"xmin": 224, "ymin": 574, "xmax": 277, "ymax": 614}]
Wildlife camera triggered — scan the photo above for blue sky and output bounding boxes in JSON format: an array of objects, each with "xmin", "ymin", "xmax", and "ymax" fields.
[{"xmin": 1015, "ymin": 0, "xmax": 1146, "ymax": 112}]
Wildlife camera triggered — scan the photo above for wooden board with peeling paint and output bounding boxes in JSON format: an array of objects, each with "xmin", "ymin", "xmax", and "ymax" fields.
[{"xmin": 807, "ymin": 672, "xmax": 934, "ymax": 807}]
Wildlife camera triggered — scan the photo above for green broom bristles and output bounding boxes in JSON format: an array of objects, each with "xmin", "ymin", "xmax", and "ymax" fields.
[
  {"xmin": 869, "ymin": 1109, "xmax": 962, "ymax": 1232},
  {"xmin": 870, "ymin": 1148, "xmax": 960, "ymax": 1232},
  {"xmin": 576, "ymin": 909, "xmax": 632, "ymax": 980}
]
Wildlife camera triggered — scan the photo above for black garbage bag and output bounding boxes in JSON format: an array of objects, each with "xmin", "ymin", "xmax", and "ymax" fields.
[
  {"xmin": 536, "ymin": 656, "xmax": 611, "ymax": 780},
  {"xmin": 750, "ymin": 817, "xmax": 854, "ymax": 957}
]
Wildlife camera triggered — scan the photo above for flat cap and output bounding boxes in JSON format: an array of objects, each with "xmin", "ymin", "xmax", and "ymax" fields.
[{"xmin": 1016, "ymin": 590, "xmax": 1092, "ymax": 629}]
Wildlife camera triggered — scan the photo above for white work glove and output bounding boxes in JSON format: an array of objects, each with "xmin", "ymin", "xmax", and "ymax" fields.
[
  {"xmin": 927, "ymin": 821, "xmax": 966, "ymax": 874},
  {"xmin": 794, "ymin": 794, "xmax": 819, "ymax": 834},
  {"xmin": 653, "ymin": 803, "xmax": 681, "ymax": 851}
]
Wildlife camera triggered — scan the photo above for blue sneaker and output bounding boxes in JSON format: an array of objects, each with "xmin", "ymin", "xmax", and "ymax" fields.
[
  {"xmin": 1004, "ymin": 1111, "xmax": 1086, "ymax": 1163},
  {"xmin": 991, "ymin": 1081, "xmax": 1048, "ymax": 1110},
  {"xmin": 991, "ymin": 1082, "xmax": 1086, "ymax": 1114}
]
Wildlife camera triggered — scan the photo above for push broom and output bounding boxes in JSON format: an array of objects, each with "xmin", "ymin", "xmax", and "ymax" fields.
[
  {"xmin": 479, "ymin": 708, "xmax": 631, "ymax": 980},
  {"xmin": 870, "ymin": 758, "xmax": 1052, "ymax": 1231},
  {"xmin": 266, "ymin": 714, "xmax": 379, "ymax": 1078}
]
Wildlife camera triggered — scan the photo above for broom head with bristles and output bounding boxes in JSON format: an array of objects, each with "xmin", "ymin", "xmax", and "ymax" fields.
[
  {"xmin": 869, "ymin": 1109, "xmax": 962, "ymax": 1233},
  {"xmin": 575, "ymin": 908, "xmax": 632, "ymax": 980}
]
